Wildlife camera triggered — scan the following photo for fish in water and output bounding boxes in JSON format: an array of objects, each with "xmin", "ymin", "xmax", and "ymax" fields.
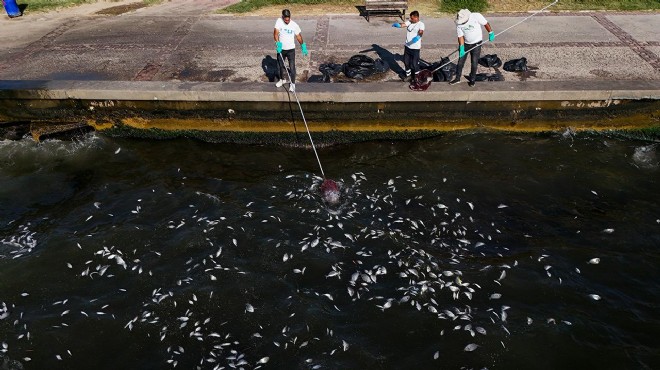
[{"xmin": 320, "ymin": 179, "xmax": 340, "ymax": 205}]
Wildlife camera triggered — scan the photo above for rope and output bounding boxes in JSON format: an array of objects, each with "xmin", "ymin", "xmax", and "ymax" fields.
[
  {"xmin": 429, "ymin": 0, "xmax": 559, "ymax": 74},
  {"xmin": 278, "ymin": 52, "xmax": 326, "ymax": 178}
]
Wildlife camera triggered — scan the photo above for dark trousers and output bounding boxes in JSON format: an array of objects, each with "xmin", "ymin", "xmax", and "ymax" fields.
[
  {"xmin": 277, "ymin": 49, "xmax": 296, "ymax": 83},
  {"xmin": 455, "ymin": 42, "xmax": 481, "ymax": 82},
  {"xmin": 403, "ymin": 47, "xmax": 420, "ymax": 77}
]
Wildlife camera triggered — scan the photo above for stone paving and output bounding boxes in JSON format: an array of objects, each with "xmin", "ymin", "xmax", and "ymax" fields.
[{"xmin": 1, "ymin": 0, "xmax": 659, "ymax": 84}]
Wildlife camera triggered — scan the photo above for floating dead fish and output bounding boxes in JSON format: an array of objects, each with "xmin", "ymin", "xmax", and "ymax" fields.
[
  {"xmin": 588, "ymin": 258, "xmax": 600, "ymax": 265},
  {"xmin": 464, "ymin": 343, "xmax": 479, "ymax": 352}
]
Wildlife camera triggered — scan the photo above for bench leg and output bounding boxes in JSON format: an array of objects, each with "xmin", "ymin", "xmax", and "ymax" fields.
[
  {"xmin": 366, "ymin": 10, "xmax": 369, "ymax": 22},
  {"xmin": 400, "ymin": 10, "xmax": 405, "ymax": 21}
]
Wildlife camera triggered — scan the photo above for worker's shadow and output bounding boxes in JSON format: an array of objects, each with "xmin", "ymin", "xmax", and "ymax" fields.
[
  {"xmin": 261, "ymin": 55, "xmax": 279, "ymax": 82},
  {"xmin": 359, "ymin": 44, "xmax": 405, "ymax": 78}
]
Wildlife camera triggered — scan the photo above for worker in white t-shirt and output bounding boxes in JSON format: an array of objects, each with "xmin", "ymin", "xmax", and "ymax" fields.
[
  {"xmin": 273, "ymin": 9, "xmax": 308, "ymax": 93},
  {"xmin": 392, "ymin": 11, "xmax": 425, "ymax": 83},
  {"xmin": 450, "ymin": 9, "xmax": 494, "ymax": 87}
]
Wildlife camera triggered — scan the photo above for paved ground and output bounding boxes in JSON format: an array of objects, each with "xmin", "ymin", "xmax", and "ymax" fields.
[{"xmin": 1, "ymin": 0, "xmax": 659, "ymax": 85}]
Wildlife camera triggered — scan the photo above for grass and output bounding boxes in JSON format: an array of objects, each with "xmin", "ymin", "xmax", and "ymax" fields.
[
  {"xmin": 552, "ymin": 0, "xmax": 660, "ymax": 11},
  {"xmin": 222, "ymin": 0, "xmax": 356, "ymax": 13},
  {"xmin": 21, "ymin": 0, "xmax": 165, "ymax": 13},
  {"xmin": 440, "ymin": 0, "xmax": 489, "ymax": 13},
  {"xmin": 221, "ymin": 0, "xmax": 660, "ymax": 14},
  {"xmin": 22, "ymin": 0, "xmax": 98, "ymax": 12}
]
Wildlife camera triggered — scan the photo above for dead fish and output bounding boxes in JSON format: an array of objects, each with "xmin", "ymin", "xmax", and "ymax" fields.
[
  {"xmin": 464, "ymin": 343, "xmax": 479, "ymax": 352},
  {"xmin": 257, "ymin": 357, "xmax": 269, "ymax": 364},
  {"xmin": 588, "ymin": 258, "xmax": 600, "ymax": 265}
]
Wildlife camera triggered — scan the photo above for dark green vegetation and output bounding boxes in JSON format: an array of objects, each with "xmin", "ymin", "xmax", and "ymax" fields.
[
  {"xmin": 20, "ymin": 0, "xmax": 163, "ymax": 13},
  {"xmin": 222, "ymin": 0, "xmax": 356, "ymax": 13},
  {"xmin": 555, "ymin": 0, "xmax": 660, "ymax": 11},
  {"xmin": 440, "ymin": 0, "xmax": 488, "ymax": 13}
]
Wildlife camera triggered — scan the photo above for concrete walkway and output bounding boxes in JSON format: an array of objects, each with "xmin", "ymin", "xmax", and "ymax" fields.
[
  {"xmin": 0, "ymin": 0, "xmax": 659, "ymax": 140},
  {"xmin": 1, "ymin": 1, "xmax": 659, "ymax": 84}
]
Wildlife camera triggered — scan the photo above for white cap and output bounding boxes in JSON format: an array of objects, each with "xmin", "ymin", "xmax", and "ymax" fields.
[{"xmin": 455, "ymin": 9, "xmax": 471, "ymax": 24}]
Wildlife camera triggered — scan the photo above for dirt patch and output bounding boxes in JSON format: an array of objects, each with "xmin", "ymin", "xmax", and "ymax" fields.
[
  {"xmin": 515, "ymin": 66, "xmax": 539, "ymax": 81},
  {"xmin": 176, "ymin": 67, "xmax": 236, "ymax": 82},
  {"xmin": 95, "ymin": 2, "xmax": 148, "ymax": 15},
  {"xmin": 589, "ymin": 69, "xmax": 615, "ymax": 78}
]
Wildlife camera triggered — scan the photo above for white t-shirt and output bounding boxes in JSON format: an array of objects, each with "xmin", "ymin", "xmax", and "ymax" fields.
[
  {"xmin": 456, "ymin": 13, "xmax": 488, "ymax": 44},
  {"xmin": 404, "ymin": 20, "xmax": 425, "ymax": 50},
  {"xmin": 275, "ymin": 18, "xmax": 301, "ymax": 51}
]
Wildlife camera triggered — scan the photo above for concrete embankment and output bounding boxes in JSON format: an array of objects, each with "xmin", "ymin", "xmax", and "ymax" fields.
[{"xmin": 0, "ymin": 80, "xmax": 658, "ymax": 143}]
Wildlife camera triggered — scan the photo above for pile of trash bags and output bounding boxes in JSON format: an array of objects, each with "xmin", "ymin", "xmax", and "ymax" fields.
[
  {"xmin": 319, "ymin": 55, "xmax": 389, "ymax": 82},
  {"xmin": 428, "ymin": 57, "xmax": 456, "ymax": 82}
]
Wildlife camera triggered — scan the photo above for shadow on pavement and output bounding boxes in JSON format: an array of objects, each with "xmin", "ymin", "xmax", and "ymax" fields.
[{"xmin": 360, "ymin": 44, "xmax": 404, "ymax": 78}]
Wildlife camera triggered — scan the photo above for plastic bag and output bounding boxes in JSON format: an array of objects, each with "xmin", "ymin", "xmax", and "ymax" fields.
[
  {"xmin": 503, "ymin": 58, "xmax": 528, "ymax": 72},
  {"xmin": 341, "ymin": 54, "xmax": 389, "ymax": 80},
  {"xmin": 478, "ymin": 54, "xmax": 502, "ymax": 68},
  {"xmin": 474, "ymin": 73, "xmax": 504, "ymax": 82},
  {"xmin": 429, "ymin": 57, "xmax": 455, "ymax": 82},
  {"xmin": 347, "ymin": 55, "xmax": 375, "ymax": 68},
  {"xmin": 319, "ymin": 63, "xmax": 343, "ymax": 82}
]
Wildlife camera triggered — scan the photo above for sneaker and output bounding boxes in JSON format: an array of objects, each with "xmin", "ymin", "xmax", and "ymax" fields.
[
  {"xmin": 448, "ymin": 78, "xmax": 461, "ymax": 85},
  {"xmin": 276, "ymin": 79, "xmax": 287, "ymax": 88},
  {"xmin": 403, "ymin": 75, "xmax": 412, "ymax": 82},
  {"xmin": 468, "ymin": 80, "xmax": 475, "ymax": 87},
  {"xmin": 289, "ymin": 83, "xmax": 296, "ymax": 92}
]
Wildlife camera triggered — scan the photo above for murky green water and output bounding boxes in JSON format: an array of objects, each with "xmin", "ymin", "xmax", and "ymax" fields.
[{"xmin": 0, "ymin": 132, "xmax": 658, "ymax": 369}]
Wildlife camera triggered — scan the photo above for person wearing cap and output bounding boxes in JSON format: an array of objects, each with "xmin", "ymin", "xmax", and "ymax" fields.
[
  {"xmin": 274, "ymin": 9, "xmax": 308, "ymax": 92},
  {"xmin": 450, "ymin": 9, "xmax": 494, "ymax": 87},
  {"xmin": 392, "ymin": 11, "xmax": 425, "ymax": 83}
]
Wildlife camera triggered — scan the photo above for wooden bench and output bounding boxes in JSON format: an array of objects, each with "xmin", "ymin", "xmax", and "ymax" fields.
[{"xmin": 364, "ymin": 0, "xmax": 408, "ymax": 22}]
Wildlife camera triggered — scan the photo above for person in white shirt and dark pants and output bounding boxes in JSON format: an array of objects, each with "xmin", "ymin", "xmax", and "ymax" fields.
[
  {"xmin": 273, "ymin": 9, "xmax": 308, "ymax": 92},
  {"xmin": 450, "ymin": 9, "xmax": 494, "ymax": 87},
  {"xmin": 393, "ymin": 11, "xmax": 425, "ymax": 83}
]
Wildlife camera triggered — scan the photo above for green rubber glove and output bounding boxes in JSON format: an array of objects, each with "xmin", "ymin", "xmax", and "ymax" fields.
[
  {"xmin": 301, "ymin": 42, "xmax": 308, "ymax": 56},
  {"xmin": 489, "ymin": 31, "xmax": 495, "ymax": 42},
  {"xmin": 459, "ymin": 44, "xmax": 465, "ymax": 58},
  {"xmin": 276, "ymin": 41, "xmax": 283, "ymax": 53}
]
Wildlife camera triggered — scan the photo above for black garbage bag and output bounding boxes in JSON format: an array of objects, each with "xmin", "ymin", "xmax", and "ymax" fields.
[
  {"xmin": 343, "ymin": 63, "xmax": 375, "ymax": 80},
  {"xmin": 429, "ymin": 57, "xmax": 455, "ymax": 82},
  {"xmin": 342, "ymin": 54, "xmax": 389, "ymax": 80},
  {"xmin": 319, "ymin": 63, "xmax": 343, "ymax": 82},
  {"xmin": 474, "ymin": 73, "xmax": 504, "ymax": 82},
  {"xmin": 478, "ymin": 54, "xmax": 502, "ymax": 68},
  {"xmin": 503, "ymin": 57, "xmax": 528, "ymax": 72},
  {"xmin": 319, "ymin": 54, "xmax": 389, "ymax": 81},
  {"xmin": 374, "ymin": 59, "xmax": 389, "ymax": 73},
  {"xmin": 347, "ymin": 54, "xmax": 376, "ymax": 68},
  {"xmin": 440, "ymin": 57, "xmax": 456, "ymax": 81}
]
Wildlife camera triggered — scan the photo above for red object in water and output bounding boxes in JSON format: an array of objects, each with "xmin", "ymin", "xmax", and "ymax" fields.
[
  {"xmin": 319, "ymin": 179, "xmax": 340, "ymax": 204},
  {"xmin": 320, "ymin": 179, "xmax": 339, "ymax": 194}
]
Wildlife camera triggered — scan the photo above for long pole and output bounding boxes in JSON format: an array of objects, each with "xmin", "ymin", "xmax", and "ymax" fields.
[
  {"xmin": 278, "ymin": 52, "xmax": 326, "ymax": 178},
  {"xmin": 430, "ymin": 0, "xmax": 559, "ymax": 74}
]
